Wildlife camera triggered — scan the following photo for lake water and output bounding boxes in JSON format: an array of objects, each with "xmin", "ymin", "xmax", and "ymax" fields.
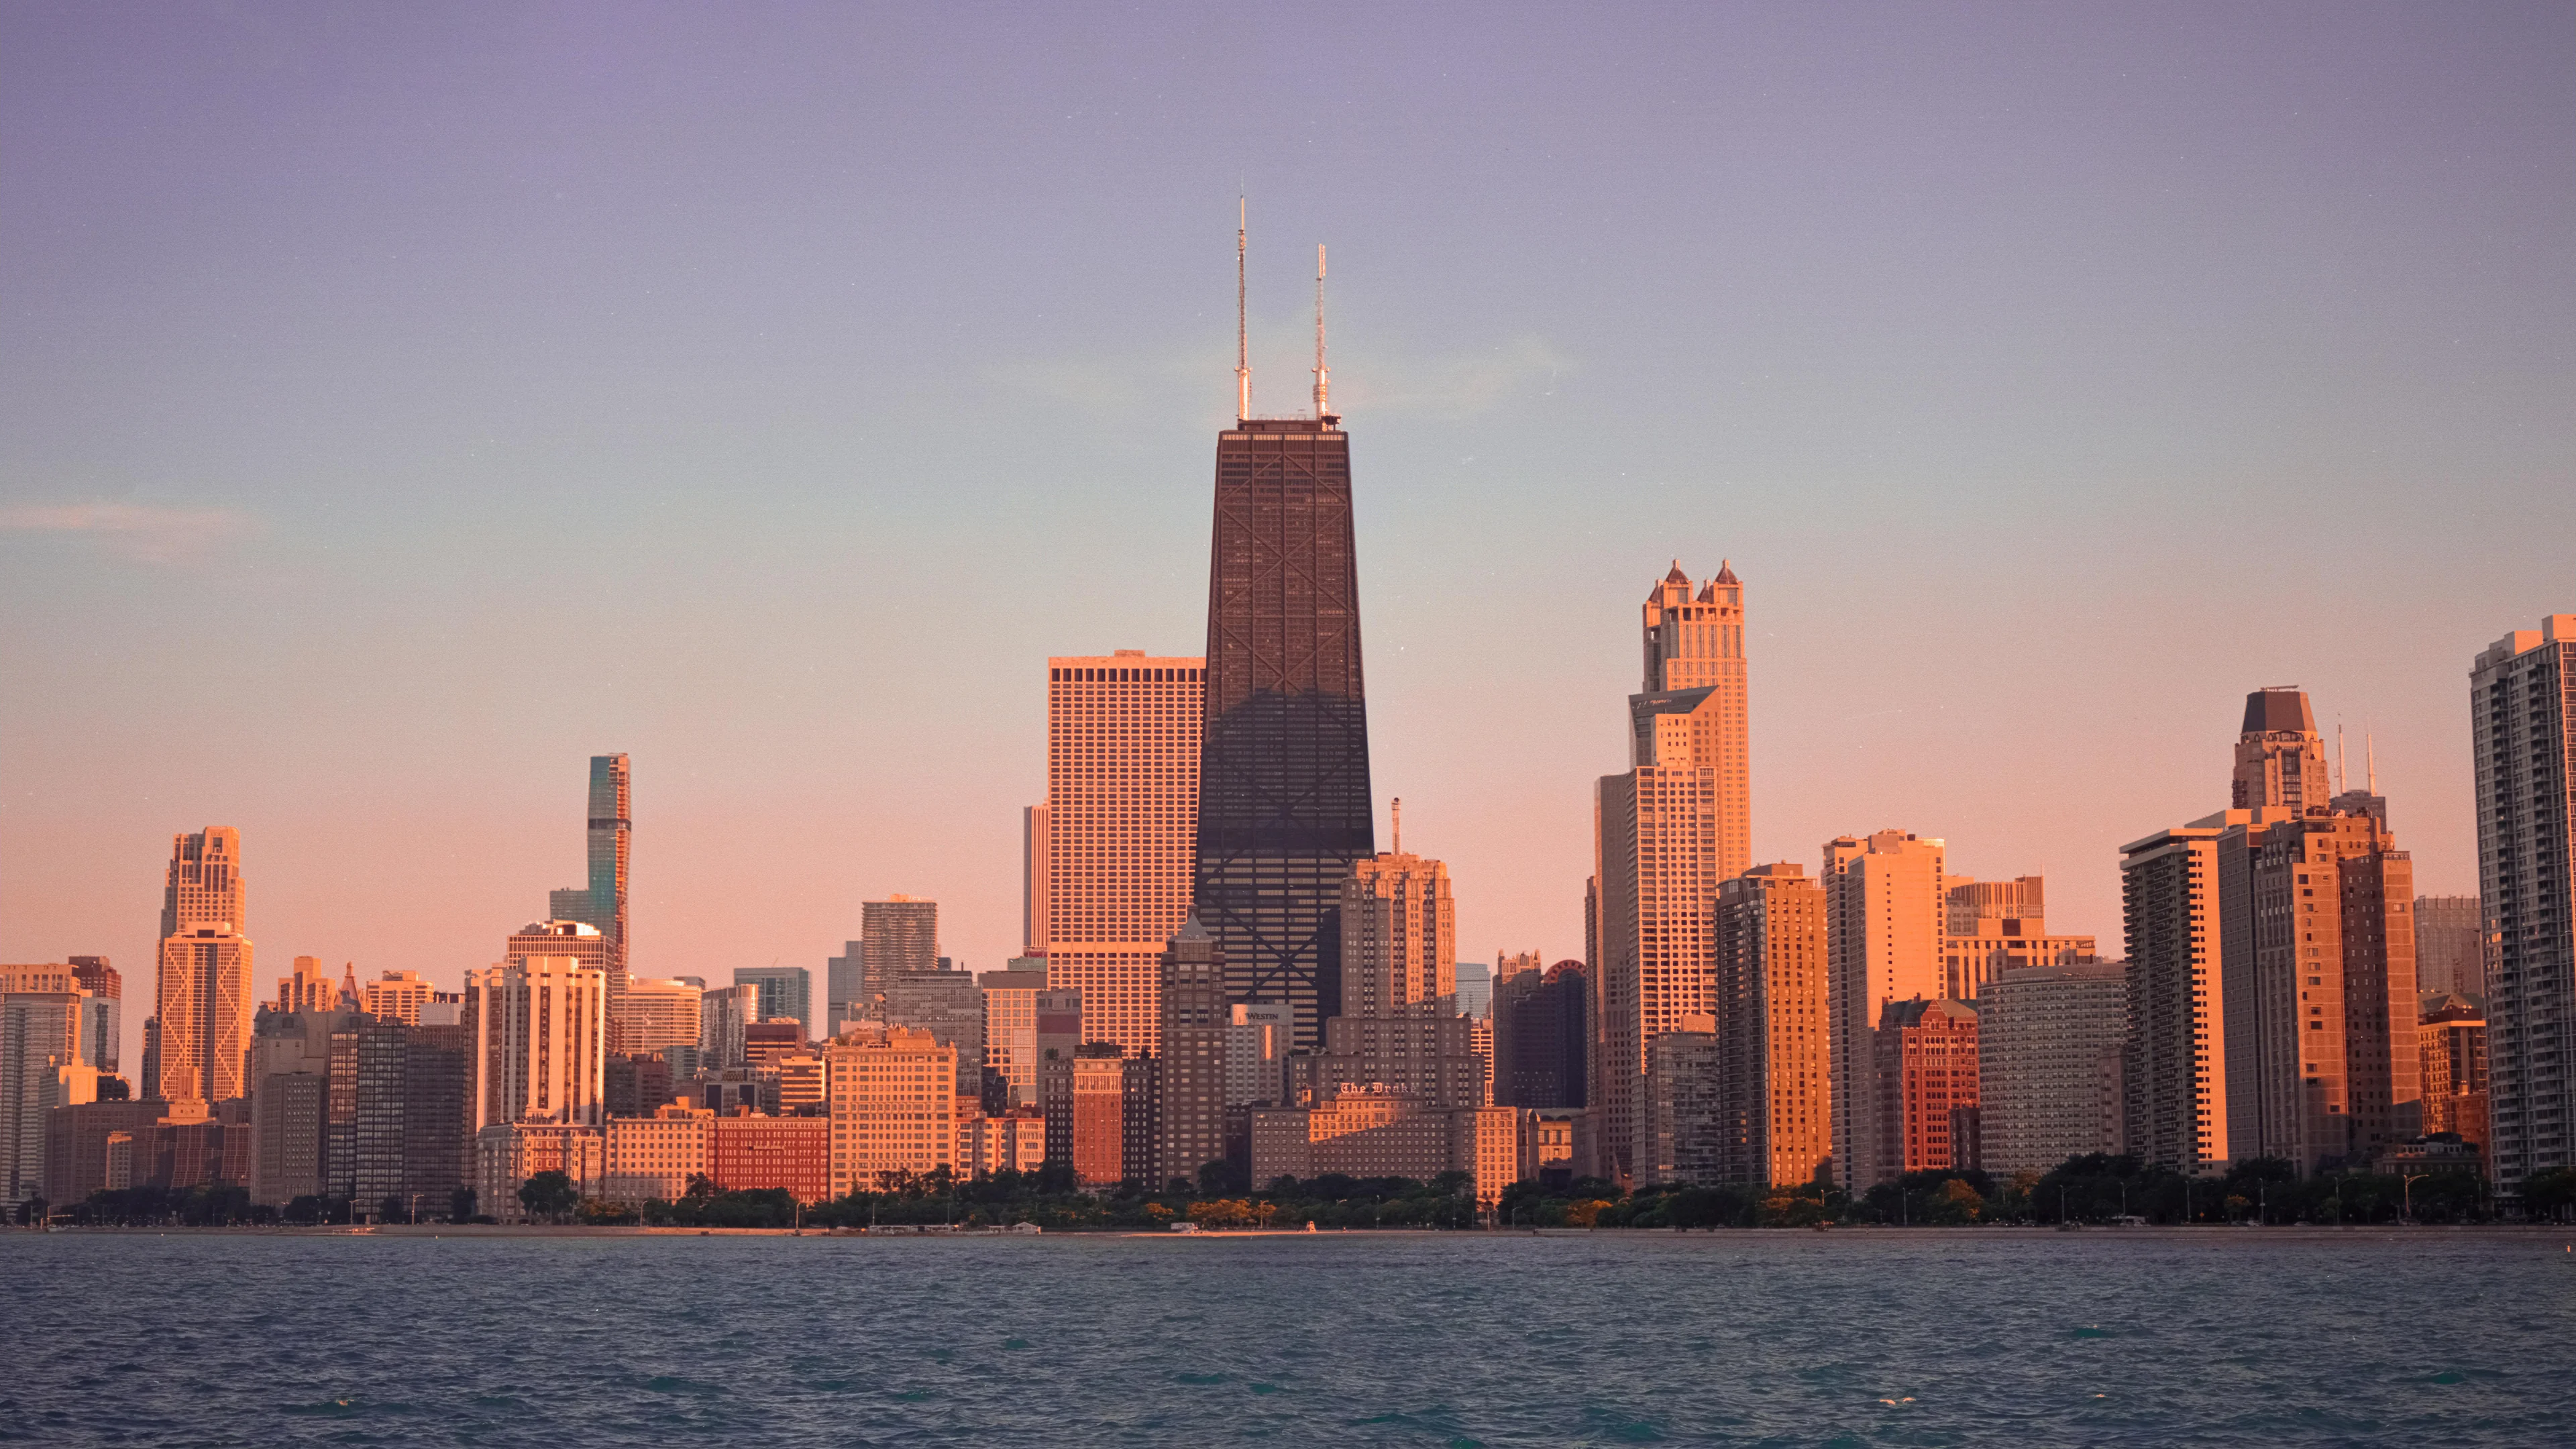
[{"xmin": 5, "ymin": 1228, "xmax": 2569, "ymax": 1445}]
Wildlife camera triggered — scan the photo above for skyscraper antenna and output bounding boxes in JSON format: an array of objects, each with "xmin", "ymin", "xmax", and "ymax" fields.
[
  {"xmin": 2337, "ymin": 722, "xmax": 2347, "ymax": 796},
  {"xmin": 1313, "ymin": 243, "xmax": 1331, "ymax": 421},
  {"xmin": 1391, "ymin": 796, "xmax": 1401, "ymax": 855},
  {"xmin": 2367, "ymin": 731, "xmax": 2377, "ymax": 794},
  {"xmin": 1236, "ymin": 196, "xmax": 1251, "ymax": 422}
]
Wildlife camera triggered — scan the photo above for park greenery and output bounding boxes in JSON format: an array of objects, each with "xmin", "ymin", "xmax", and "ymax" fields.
[{"xmin": 30, "ymin": 1156, "xmax": 2576, "ymax": 1230}]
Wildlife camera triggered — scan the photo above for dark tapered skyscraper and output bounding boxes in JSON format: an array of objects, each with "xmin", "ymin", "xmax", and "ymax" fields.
[
  {"xmin": 1195, "ymin": 409, "xmax": 1375, "ymax": 1050},
  {"xmin": 550, "ymin": 754, "xmax": 631, "ymax": 1020}
]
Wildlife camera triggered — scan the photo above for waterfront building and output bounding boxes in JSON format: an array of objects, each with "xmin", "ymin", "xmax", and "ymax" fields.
[
  {"xmin": 476, "ymin": 1122, "xmax": 602, "ymax": 1222},
  {"xmin": 2121, "ymin": 809, "xmax": 2286, "ymax": 1175},
  {"xmin": 1044, "ymin": 651, "xmax": 1204, "ymax": 1058},
  {"xmin": 1194, "ymin": 411, "xmax": 1376, "ymax": 1053},
  {"xmin": 1493, "ymin": 961, "xmax": 1587, "ymax": 1110},
  {"xmin": 2233, "ymin": 688, "xmax": 2331, "ymax": 813},
  {"xmin": 3, "ymin": 985, "xmax": 97, "ymax": 1209},
  {"xmin": 734, "ymin": 966, "xmax": 812, "ymax": 1042},
  {"xmin": 1340, "ymin": 850, "xmax": 1455, "ymax": 1017},
  {"xmin": 546, "ymin": 754, "xmax": 632, "ymax": 1028},
  {"xmin": 1877, "ymin": 998, "xmax": 1980, "ymax": 1175},
  {"xmin": 2235, "ymin": 809, "xmax": 2418, "ymax": 1174},
  {"xmin": 469, "ymin": 953, "xmax": 607, "ymax": 1131},
  {"xmin": 823, "ymin": 1024, "xmax": 958, "ymax": 1197},
  {"xmin": 352, "ymin": 1020, "xmax": 473, "ymax": 1219},
  {"xmin": 1825, "ymin": 830, "xmax": 1946, "ymax": 1191},
  {"xmin": 2471, "ymin": 621, "xmax": 2576, "ymax": 1195},
  {"xmin": 1248, "ymin": 1085, "xmax": 1522, "ymax": 1205},
  {"xmin": 1641, "ymin": 1019, "xmax": 1721, "ymax": 1187},
  {"xmin": 1715, "ymin": 864, "xmax": 1829, "ymax": 1187},
  {"xmin": 1224, "ymin": 1001, "xmax": 1293, "ymax": 1107},
  {"xmin": 1065, "ymin": 1043, "xmax": 1130, "ymax": 1189},
  {"xmin": 2419, "ymin": 991, "xmax": 2490, "ymax": 1163},
  {"xmin": 604, "ymin": 1106, "xmax": 713, "ymax": 1203},
  {"xmin": 2412, "ymin": 896, "xmax": 2487, "ymax": 1002},
  {"xmin": 965, "ymin": 1105, "xmax": 1048, "ymax": 1177},
  {"xmin": 859, "ymin": 897, "xmax": 938, "ymax": 998},
  {"xmin": 1941, "ymin": 876, "xmax": 2098, "ymax": 1000},
  {"xmin": 1156, "ymin": 920, "xmax": 1227, "ymax": 1191},
  {"xmin": 40, "ymin": 1098, "xmax": 164, "ymax": 1207},
  {"xmin": 712, "ymin": 1112, "xmax": 830, "ymax": 1203},
  {"xmin": 1978, "ymin": 963, "xmax": 2129, "ymax": 1175},
  {"xmin": 621, "ymin": 977, "xmax": 703, "ymax": 1054},
  {"xmin": 245, "ymin": 1006, "xmax": 349, "ymax": 1205}
]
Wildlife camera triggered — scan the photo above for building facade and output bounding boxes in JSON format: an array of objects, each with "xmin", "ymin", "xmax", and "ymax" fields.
[
  {"xmin": 2233, "ymin": 688, "xmax": 2331, "ymax": 813},
  {"xmin": 2412, "ymin": 895, "xmax": 2487, "ymax": 1002},
  {"xmin": 2418, "ymin": 992, "xmax": 2490, "ymax": 1163},
  {"xmin": 1493, "ymin": 961, "xmax": 1587, "ymax": 1110},
  {"xmin": 2123, "ymin": 812, "xmax": 2269, "ymax": 1175},
  {"xmin": 2471, "ymin": 616, "xmax": 2576, "ymax": 1195},
  {"xmin": 824, "ymin": 1025, "xmax": 958, "ymax": 1197},
  {"xmin": 735, "ymin": 966, "xmax": 812, "ymax": 1042},
  {"xmin": 545, "ymin": 754, "xmax": 632, "ymax": 1029},
  {"xmin": 469, "ymin": 954, "xmax": 608, "ymax": 1131},
  {"xmin": 1941, "ymin": 875, "xmax": 2098, "ymax": 1000},
  {"xmin": 1825, "ymin": 830, "xmax": 1946, "ymax": 1191},
  {"xmin": 621, "ymin": 977, "xmax": 704, "ymax": 1055},
  {"xmin": 1876, "ymin": 997, "xmax": 1980, "ymax": 1176},
  {"xmin": 1715, "ymin": 864, "xmax": 1829, "ymax": 1187},
  {"xmin": 1194, "ymin": 415, "xmax": 1376, "ymax": 1051},
  {"xmin": 1156, "ymin": 920, "xmax": 1227, "ymax": 1191},
  {"xmin": 1978, "ymin": 963, "xmax": 2128, "ymax": 1175}
]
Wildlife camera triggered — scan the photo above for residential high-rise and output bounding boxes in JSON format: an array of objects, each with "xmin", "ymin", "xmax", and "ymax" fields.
[
  {"xmin": 275, "ymin": 956, "xmax": 339, "ymax": 1014},
  {"xmin": 1224, "ymin": 1001, "xmax": 1293, "ymax": 1107},
  {"xmin": 859, "ymin": 897, "xmax": 938, "ymax": 998},
  {"xmin": 1715, "ymin": 864, "xmax": 1829, "ymax": 1187},
  {"xmin": 506, "ymin": 920, "xmax": 609, "ymax": 981},
  {"xmin": 2471, "ymin": 616, "xmax": 2576, "ymax": 1196},
  {"xmin": 155, "ymin": 828, "xmax": 254, "ymax": 1107},
  {"xmin": 1978, "ymin": 963, "xmax": 2129, "ymax": 1175},
  {"xmin": 1941, "ymin": 876, "xmax": 2098, "ymax": 1000},
  {"xmin": 1064, "ymin": 1042, "xmax": 1130, "ymax": 1189},
  {"xmin": 2121, "ymin": 811, "xmax": 2282, "ymax": 1175},
  {"xmin": 360, "ymin": 970, "xmax": 437, "ymax": 1026},
  {"xmin": 1155, "ymin": 918, "xmax": 1228, "ymax": 1191},
  {"xmin": 977, "ymin": 958, "xmax": 1051, "ymax": 1108},
  {"xmin": 2419, "ymin": 991, "xmax": 2489, "ymax": 1162},
  {"xmin": 1876, "ymin": 998, "xmax": 1980, "ymax": 1175},
  {"xmin": 1045, "ymin": 652, "xmax": 1205, "ymax": 1057},
  {"xmin": 1195, "ymin": 409, "xmax": 1375, "ymax": 1053},
  {"xmin": 1641, "ymin": 1017, "xmax": 1721, "ymax": 1187},
  {"xmin": 881, "ymin": 968, "xmax": 983, "ymax": 1085},
  {"xmin": 734, "ymin": 965, "xmax": 812, "ymax": 1041},
  {"xmin": 1022, "ymin": 804, "xmax": 1051, "ymax": 956},
  {"xmin": 246, "ymin": 1004, "xmax": 357, "ymax": 1206},
  {"xmin": 68, "ymin": 957, "xmax": 119, "ymax": 1078},
  {"xmin": 1338, "ymin": 851, "xmax": 1455, "ymax": 1018},
  {"xmin": 2233, "ymin": 689, "xmax": 2330, "ymax": 812},
  {"xmin": 698, "ymin": 983, "xmax": 758, "ymax": 1069},
  {"xmin": 2412, "ymin": 895, "xmax": 2486, "ymax": 1002},
  {"xmin": 352, "ymin": 1019, "xmax": 474, "ymax": 1220},
  {"xmin": 548, "ymin": 755, "xmax": 631, "ymax": 1023},
  {"xmin": 1493, "ymin": 961, "xmax": 1588, "ymax": 1109},
  {"xmin": 1825, "ymin": 830, "xmax": 1946, "ymax": 1192},
  {"xmin": 468, "ymin": 954, "xmax": 608, "ymax": 1131},
  {"xmin": 621, "ymin": 977, "xmax": 704, "ymax": 1055},
  {"xmin": 3, "ymin": 982, "xmax": 97, "ymax": 1210},
  {"xmin": 2236, "ymin": 810, "xmax": 2418, "ymax": 1174}
]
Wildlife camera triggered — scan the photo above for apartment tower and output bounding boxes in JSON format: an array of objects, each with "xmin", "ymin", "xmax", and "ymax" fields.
[
  {"xmin": 1824, "ymin": 830, "xmax": 1945, "ymax": 1192},
  {"xmin": 1155, "ymin": 918, "xmax": 1228, "ymax": 1191},
  {"xmin": 1715, "ymin": 864, "xmax": 1830, "ymax": 1187},
  {"xmin": 1043, "ymin": 652, "xmax": 1205, "ymax": 1058},
  {"xmin": 1977, "ymin": 963, "xmax": 2129, "ymax": 1175},
  {"xmin": 859, "ymin": 897, "xmax": 938, "ymax": 999},
  {"xmin": 2470, "ymin": 616, "xmax": 2576, "ymax": 1195},
  {"xmin": 154, "ymin": 828, "xmax": 253, "ymax": 1106}
]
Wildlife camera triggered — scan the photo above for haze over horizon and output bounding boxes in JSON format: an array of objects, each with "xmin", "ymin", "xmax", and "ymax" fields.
[{"xmin": 5, "ymin": 3, "xmax": 2570, "ymax": 1054}]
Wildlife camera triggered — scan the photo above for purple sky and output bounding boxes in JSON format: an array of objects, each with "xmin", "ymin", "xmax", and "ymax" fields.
[{"xmin": 3, "ymin": 4, "xmax": 2570, "ymax": 1050}]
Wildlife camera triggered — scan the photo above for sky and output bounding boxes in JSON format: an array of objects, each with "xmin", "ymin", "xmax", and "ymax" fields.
[{"xmin": 3, "ymin": 3, "xmax": 2571, "ymax": 1058}]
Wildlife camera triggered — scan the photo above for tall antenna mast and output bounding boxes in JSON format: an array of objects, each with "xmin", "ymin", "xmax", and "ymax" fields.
[
  {"xmin": 1391, "ymin": 796, "xmax": 1401, "ymax": 855},
  {"xmin": 2337, "ymin": 722, "xmax": 2347, "ymax": 796},
  {"xmin": 2367, "ymin": 731, "xmax": 2378, "ymax": 794},
  {"xmin": 1313, "ymin": 243, "xmax": 1331, "ymax": 421},
  {"xmin": 1236, "ymin": 197, "xmax": 1250, "ymax": 422}
]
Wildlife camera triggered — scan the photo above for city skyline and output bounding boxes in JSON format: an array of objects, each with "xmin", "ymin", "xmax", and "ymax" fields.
[{"xmin": 5, "ymin": 5, "xmax": 2571, "ymax": 1049}]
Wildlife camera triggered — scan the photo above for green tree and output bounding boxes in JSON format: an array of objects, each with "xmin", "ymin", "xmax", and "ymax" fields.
[
  {"xmin": 449, "ymin": 1185, "xmax": 478, "ymax": 1222},
  {"xmin": 518, "ymin": 1170, "xmax": 580, "ymax": 1223}
]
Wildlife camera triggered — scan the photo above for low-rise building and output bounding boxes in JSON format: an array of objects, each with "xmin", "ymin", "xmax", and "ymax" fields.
[
  {"xmin": 603, "ymin": 1106, "xmax": 713, "ymax": 1204},
  {"xmin": 475, "ymin": 1122, "xmax": 602, "ymax": 1222},
  {"xmin": 713, "ymin": 1111, "xmax": 830, "ymax": 1203}
]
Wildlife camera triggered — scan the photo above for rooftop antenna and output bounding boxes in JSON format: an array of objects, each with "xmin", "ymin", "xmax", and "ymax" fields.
[
  {"xmin": 1391, "ymin": 796, "xmax": 1401, "ymax": 855},
  {"xmin": 2367, "ymin": 731, "xmax": 2378, "ymax": 794},
  {"xmin": 1313, "ymin": 243, "xmax": 1331, "ymax": 421},
  {"xmin": 2336, "ymin": 722, "xmax": 2348, "ymax": 796},
  {"xmin": 1236, "ymin": 196, "xmax": 1251, "ymax": 422}
]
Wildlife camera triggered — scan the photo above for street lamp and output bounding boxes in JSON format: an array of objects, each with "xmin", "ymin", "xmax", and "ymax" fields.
[{"xmin": 2402, "ymin": 1172, "xmax": 2432, "ymax": 1225}]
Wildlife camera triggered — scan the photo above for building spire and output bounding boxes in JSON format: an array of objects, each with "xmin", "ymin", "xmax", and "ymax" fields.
[
  {"xmin": 1236, "ymin": 196, "xmax": 1251, "ymax": 423},
  {"xmin": 2367, "ymin": 731, "xmax": 2377, "ymax": 794},
  {"xmin": 1313, "ymin": 243, "xmax": 1330, "ymax": 421},
  {"xmin": 2337, "ymin": 722, "xmax": 2348, "ymax": 796},
  {"xmin": 1391, "ymin": 796, "xmax": 1401, "ymax": 855}
]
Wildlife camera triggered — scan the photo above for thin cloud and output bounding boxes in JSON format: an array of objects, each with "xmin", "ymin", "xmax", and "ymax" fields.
[{"xmin": 0, "ymin": 502, "xmax": 254, "ymax": 562}]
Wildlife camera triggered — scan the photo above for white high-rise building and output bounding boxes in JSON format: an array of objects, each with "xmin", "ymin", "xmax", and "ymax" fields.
[
  {"xmin": 470, "ymin": 953, "xmax": 608, "ymax": 1130},
  {"xmin": 1825, "ymin": 830, "xmax": 1946, "ymax": 1192}
]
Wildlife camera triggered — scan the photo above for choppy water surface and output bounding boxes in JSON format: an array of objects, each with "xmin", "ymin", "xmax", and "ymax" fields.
[{"xmin": 5, "ymin": 1229, "xmax": 2570, "ymax": 1445}]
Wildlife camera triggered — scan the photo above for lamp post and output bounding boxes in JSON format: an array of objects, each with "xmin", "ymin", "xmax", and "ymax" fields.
[{"xmin": 2402, "ymin": 1172, "xmax": 2432, "ymax": 1225}]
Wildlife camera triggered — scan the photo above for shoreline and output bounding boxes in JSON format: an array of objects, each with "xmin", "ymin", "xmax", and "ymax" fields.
[{"xmin": 11, "ymin": 1222, "xmax": 2571, "ymax": 1242}]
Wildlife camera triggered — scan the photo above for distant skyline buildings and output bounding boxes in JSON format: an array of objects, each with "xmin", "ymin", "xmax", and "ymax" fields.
[
  {"xmin": 547, "ymin": 755, "xmax": 631, "ymax": 1026},
  {"xmin": 154, "ymin": 828, "xmax": 252, "ymax": 1108},
  {"xmin": 2472, "ymin": 616, "xmax": 2576, "ymax": 1195},
  {"xmin": 1194, "ymin": 415, "xmax": 1375, "ymax": 1052}
]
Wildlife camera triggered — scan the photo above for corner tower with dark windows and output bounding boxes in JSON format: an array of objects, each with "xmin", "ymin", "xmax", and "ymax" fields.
[{"xmin": 1195, "ymin": 413, "xmax": 1376, "ymax": 1051}]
